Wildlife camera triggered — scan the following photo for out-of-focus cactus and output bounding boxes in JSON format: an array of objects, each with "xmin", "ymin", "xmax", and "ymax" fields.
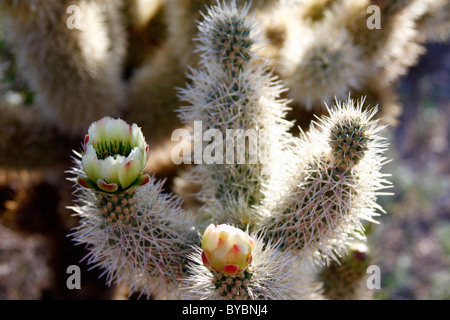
[
  {"xmin": 0, "ymin": 0, "xmax": 125, "ymax": 137},
  {"xmin": 0, "ymin": 0, "xmax": 446, "ymax": 300},
  {"xmin": 319, "ymin": 242, "xmax": 374, "ymax": 300}
]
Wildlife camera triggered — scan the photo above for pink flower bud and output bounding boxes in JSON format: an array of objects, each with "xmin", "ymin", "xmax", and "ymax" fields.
[{"xmin": 201, "ymin": 224, "xmax": 254, "ymax": 275}]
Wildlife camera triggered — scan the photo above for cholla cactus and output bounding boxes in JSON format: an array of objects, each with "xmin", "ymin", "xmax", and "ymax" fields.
[
  {"xmin": 261, "ymin": 98, "xmax": 391, "ymax": 265},
  {"xmin": 177, "ymin": 0, "xmax": 292, "ymax": 229},
  {"xmin": 68, "ymin": 117, "xmax": 195, "ymax": 299},
  {"xmin": 0, "ymin": 0, "xmax": 445, "ymax": 300},
  {"xmin": 280, "ymin": 19, "xmax": 365, "ymax": 110}
]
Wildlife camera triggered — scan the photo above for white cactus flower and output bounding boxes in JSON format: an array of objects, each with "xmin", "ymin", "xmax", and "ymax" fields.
[{"xmin": 77, "ymin": 117, "xmax": 150, "ymax": 193}]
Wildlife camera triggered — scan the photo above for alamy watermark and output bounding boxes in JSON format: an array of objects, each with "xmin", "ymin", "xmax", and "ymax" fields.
[
  {"xmin": 66, "ymin": 2, "xmax": 112, "ymax": 30},
  {"xmin": 65, "ymin": 3, "xmax": 382, "ymax": 31},
  {"xmin": 66, "ymin": 5, "xmax": 83, "ymax": 30},
  {"xmin": 65, "ymin": 263, "xmax": 382, "ymax": 291},
  {"xmin": 367, "ymin": 5, "xmax": 381, "ymax": 30},
  {"xmin": 366, "ymin": 264, "xmax": 381, "ymax": 290},
  {"xmin": 66, "ymin": 265, "xmax": 81, "ymax": 290},
  {"xmin": 171, "ymin": 121, "xmax": 274, "ymax": 165}
]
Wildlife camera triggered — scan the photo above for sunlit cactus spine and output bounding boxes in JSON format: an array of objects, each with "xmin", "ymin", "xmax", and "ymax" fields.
[
  {"xmin": 328, "ymin": 101, "xmax": 374, "ymax": 172},
  {"xmin": 198, "ymin": 1, "xmax": 255, "ymax": 75},
  {"xmin": 261, "ymin": 98, "xmax": 391, "ymax": 265}
]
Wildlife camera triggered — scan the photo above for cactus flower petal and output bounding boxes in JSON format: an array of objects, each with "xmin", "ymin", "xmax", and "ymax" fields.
[
  {"xmin": 201, "ymin": 250, "xmax": 212, "ymax": 269},
  {"xmin": 83, "ymin": 135, "xmax": 90, "ymax": 152},
  {"xmin": 246, "ymin": 254, "xmax": 252, "ymax": 266},
  {"xmin": 96, "ymin": 179, "xmax": 118, "ymax": 193},
  {"xmin": 130, "ymin": 174, "xmax": 150, "ymax": 188},
  {"xmin": 77, "ymin": 176, "xmax": 97, "ymax": 190},
  {"xmin": 223, "ymin": 264, "xmax": 239, "ymax": 274},
  {"xmin": 82, "ymin": 145, "xmax": 103, "ymax": 183},
  {"xmin": 118, "ymin": 149, "xmax": 143, "ymax": 189}
]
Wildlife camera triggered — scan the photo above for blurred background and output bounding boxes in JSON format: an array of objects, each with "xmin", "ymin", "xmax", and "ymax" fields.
[
  {"xmin": 0, "ymin": 1, "xmax": 448, "ymax": 300},
  {"xmin": 372, "ymin": 42, "xmax": 450, "ymax": 300}
]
